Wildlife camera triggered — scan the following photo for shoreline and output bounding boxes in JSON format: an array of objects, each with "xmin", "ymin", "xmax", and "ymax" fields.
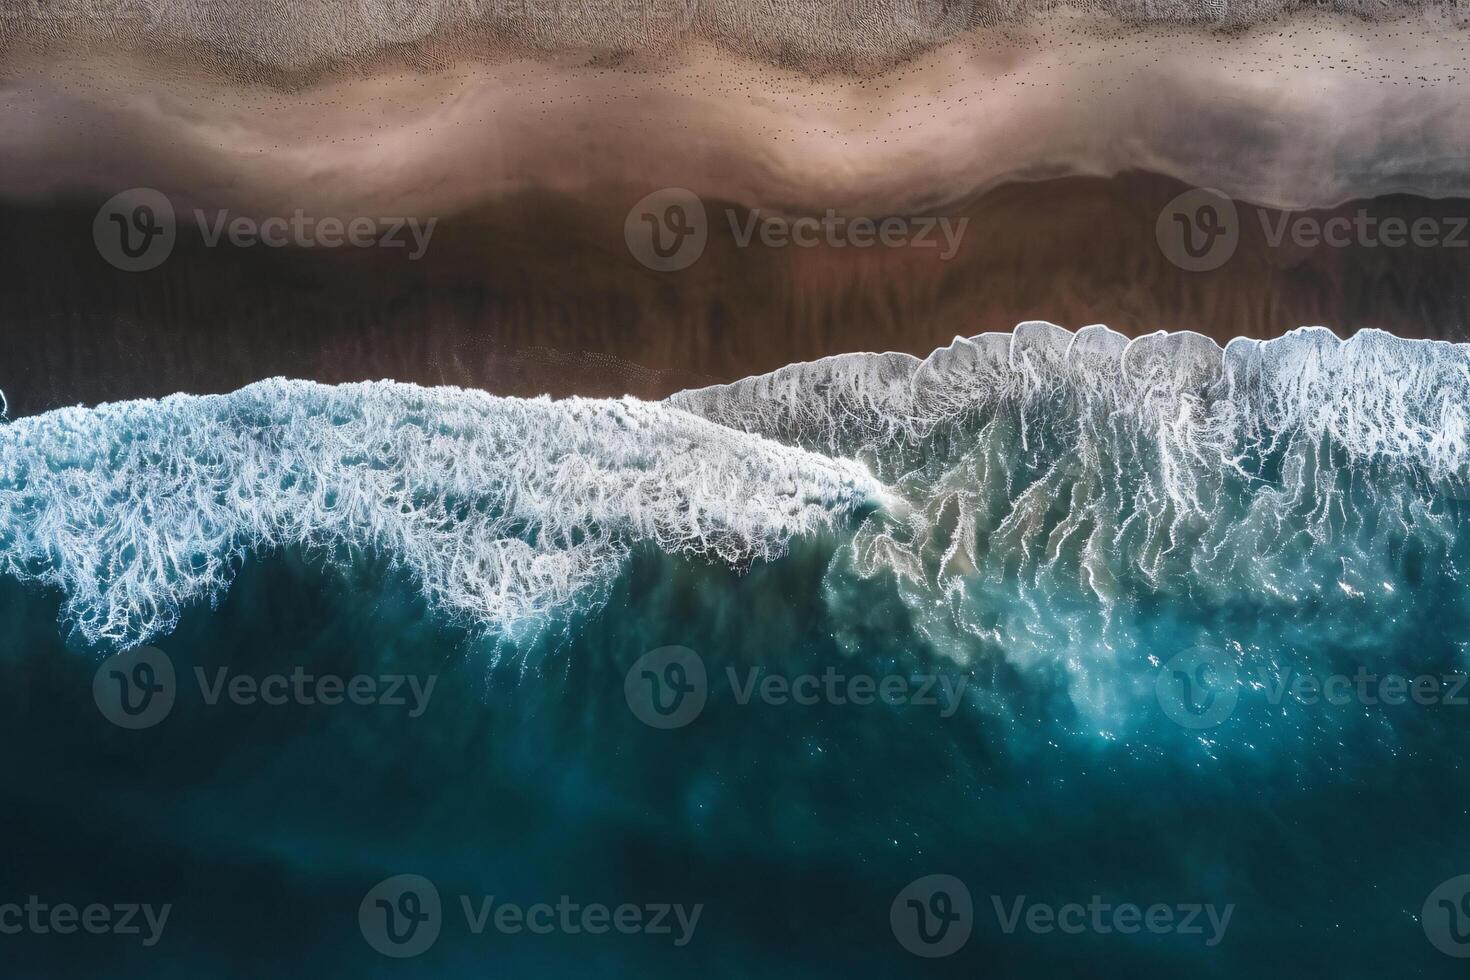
[
  {"xmin": 4, "ymin": 325, "xmax": 1466, "ymax": 424},
  {"xmin": 6, "ymin": 170, "xmax": 1470, "ymax": 416}
]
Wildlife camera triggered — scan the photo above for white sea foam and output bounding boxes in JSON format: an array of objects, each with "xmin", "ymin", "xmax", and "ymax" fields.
[
  {"xmin": 673, "ymin": 324, "xmax": 1470, "ymax": 721},
  {"xmin": 0, "ymin": 380, "xmax": 882, "ymax": 649},
  {"xmin": 672, "ymin": 324, "xmax": 1470, "ymax": 481},
  {"xmin": 3, "ymin": 327, "xmax": 1469, "ymax": 675}
]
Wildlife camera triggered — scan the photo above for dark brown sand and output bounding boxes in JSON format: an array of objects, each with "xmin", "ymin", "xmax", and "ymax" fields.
[{"xmin": 3, "ymin": 171, "xmax": 1468, "ymax": 417}]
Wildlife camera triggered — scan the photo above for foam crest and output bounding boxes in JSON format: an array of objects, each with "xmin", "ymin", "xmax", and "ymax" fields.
[
  {"xmin": 7, "ymin": 325, "xmax": 1470, "ymax": 699},
  {"xmin": 0, "ymin": 380, "xmax": 883, "ymax": 649},
  {"xmin": 673, "ymin": 324, "xmax": 1470, "ymax": 725},
  {"xmin": 673, "ymin": 324, "xmax": 1470, "ymax": 481}
]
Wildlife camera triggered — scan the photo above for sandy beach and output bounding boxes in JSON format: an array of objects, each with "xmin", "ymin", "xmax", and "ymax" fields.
[{"xmin": 2, "ymin": 7, "xmax": 1468, "ymax": 416}]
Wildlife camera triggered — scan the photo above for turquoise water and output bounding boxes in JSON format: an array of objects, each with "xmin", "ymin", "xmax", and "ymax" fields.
[{"xmin": 3, "ymin": 325, "xmax": 1470, "ymax": 976}]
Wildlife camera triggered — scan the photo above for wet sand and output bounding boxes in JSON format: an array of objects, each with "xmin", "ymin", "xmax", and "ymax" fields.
[{"xmin": 3, "ymin": 171, "xmax": 1468, "ymax": 417}]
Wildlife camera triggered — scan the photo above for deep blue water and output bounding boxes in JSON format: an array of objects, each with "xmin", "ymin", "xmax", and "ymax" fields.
[{"xmin": 1, "ymin": 532, "xmax": 1468, "ymax": 977}]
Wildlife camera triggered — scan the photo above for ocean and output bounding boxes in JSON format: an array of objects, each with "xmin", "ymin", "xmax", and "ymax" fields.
[{"xmin": 2, "ymin": 323, "xmax": 1469, "ymax": 977}]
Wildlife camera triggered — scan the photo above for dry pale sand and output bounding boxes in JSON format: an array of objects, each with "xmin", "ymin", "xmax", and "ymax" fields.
[{"xmin": 3, "ymin": 12, "xmax": 1470, "ymax": 217}]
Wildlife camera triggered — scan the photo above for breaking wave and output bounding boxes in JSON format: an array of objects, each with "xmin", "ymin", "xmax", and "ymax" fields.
[
  {"xmin": 672, "ymin": 324, "xmax": 1470, "ymax": 718},
  {"xmin": 3, "ymin": 324, "xmax": 1470, "ymax": 712},
  {"xmin": 0, "ymin": 380, "xmax": 881, "ymax": 649}
]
